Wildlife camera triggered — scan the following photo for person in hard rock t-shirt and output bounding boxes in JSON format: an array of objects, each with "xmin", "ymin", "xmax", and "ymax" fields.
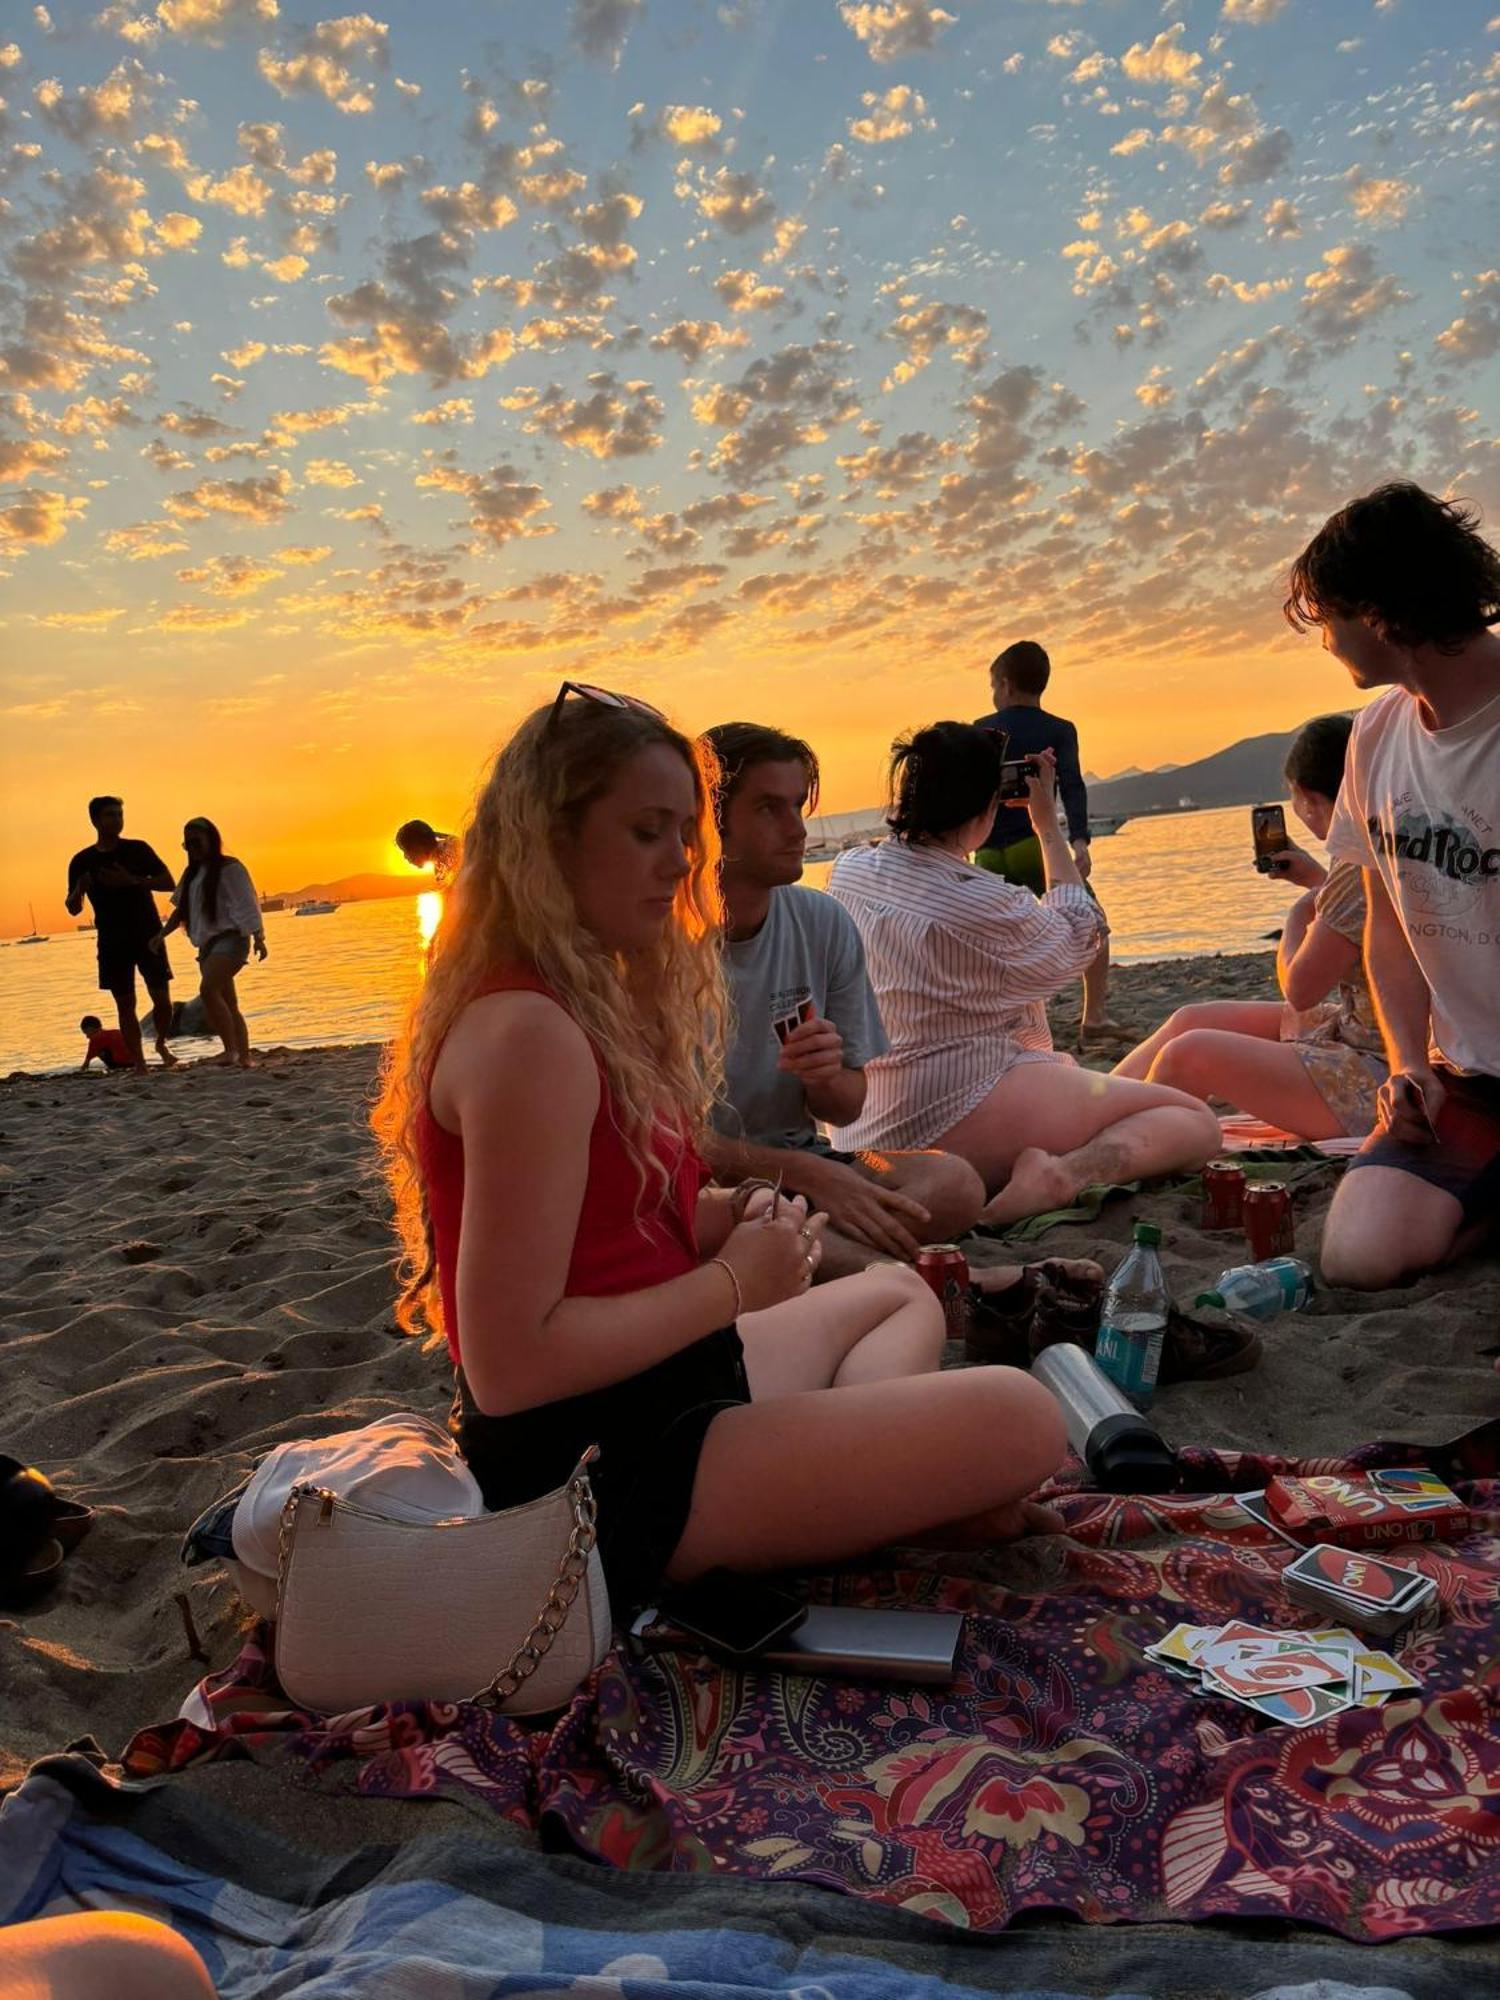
[{"xmin": 1284, "ymin": 481, "xmax": 1500, "ymax": 1290}]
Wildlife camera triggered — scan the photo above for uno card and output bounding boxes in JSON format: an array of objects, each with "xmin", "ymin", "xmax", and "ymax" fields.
[
  {"xmin": 1352, "ymin": 1650, "xmax": 1422, "ymax": 1705},
  {"xmin": 1370, "ymin": 1468, "xmax": 1463, "ymax": 1515},
  {"xmin": 1146, "ymin": 1623, "xmax": 1219, "ymax": 1669},
  {"xmin": 771, "ymin": 997, "xmax": 816, "ymax": 1046},
  {"xmin": 1229, "ymin": 1679, "xmax": 1354, "ymax": 1728},
  {"xmin": 1204, "ymin": 1649, "xmax": 1346, "ymax": 1699},
  {"xmin": 1284, "ymin": 1544, "xmax": 1428, "ymax": 1614}
]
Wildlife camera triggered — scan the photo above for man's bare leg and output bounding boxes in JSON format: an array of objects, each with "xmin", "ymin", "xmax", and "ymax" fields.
[
  {"xmin": 1079, "ymin": 932, "xmax": 1111, "ymax": 1030},
  {"xmin": 111, "ymin": 986, "xmax": 148, "ymax": 1073},
  {"xmin": 148, "ymin": 983, "xmax": 178, "ymax": 1065}
]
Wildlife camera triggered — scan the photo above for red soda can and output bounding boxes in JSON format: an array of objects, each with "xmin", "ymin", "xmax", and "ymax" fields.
[
  {"xmin": 1202, "ymin": 1158, "xmax": 1247, "ymax": 1231},
  {"xmin": 1243, "ymin": 1182, "xmax": 1294, "ymax": 1260},
  {"xmin": 915, "ymin": 1243, "xmax": 971, "ymax": 1341}
]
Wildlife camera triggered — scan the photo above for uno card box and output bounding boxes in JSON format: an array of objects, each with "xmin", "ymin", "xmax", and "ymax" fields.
[{"xmin": 1265, "ymin": 1472, "xmax": 1467, "ymax": 1549}]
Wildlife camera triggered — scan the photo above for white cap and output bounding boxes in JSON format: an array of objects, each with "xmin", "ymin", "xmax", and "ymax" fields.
[{"xmin": 231, "ymin": 1413, "xmax": 484, "ymax": 1580}]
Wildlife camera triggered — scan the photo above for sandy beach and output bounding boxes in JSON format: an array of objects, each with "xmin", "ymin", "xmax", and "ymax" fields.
[{"xmin": 3, "ymin": 948, "xmax": 1496, "ymax": 1789}]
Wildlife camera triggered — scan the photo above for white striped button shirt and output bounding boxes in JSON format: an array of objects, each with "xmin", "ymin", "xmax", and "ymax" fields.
[{"xmin": 825, "ymin": 839, "xmax": 1105, "ymax": 1152}]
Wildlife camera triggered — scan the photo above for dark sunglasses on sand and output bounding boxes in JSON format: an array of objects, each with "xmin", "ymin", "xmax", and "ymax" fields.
[{"xmin": 547, "ymin": 680, "xmax": 665, "ymax": 729}]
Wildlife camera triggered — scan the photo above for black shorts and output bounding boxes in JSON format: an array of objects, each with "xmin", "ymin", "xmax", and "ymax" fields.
[
  {"xmin": 1346, "ymin": 1067, "xmax": 1500, "ymax": 1226},
  {"xmin": 98, "ymin": 933, "xmax": 171, "ymax": 996},
  {"xmin": 454, "ymin": 1324, "xmax": 751, "ymax": 1618}
]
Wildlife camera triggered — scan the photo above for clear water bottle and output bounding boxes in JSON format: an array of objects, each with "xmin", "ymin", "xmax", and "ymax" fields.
[
  {"xmin": 1197, "ymin": 1256, "xmax": 1313, "ymax": 1321},
  {"xmin": 1094, "ymin": 1221, "xmax": 1170, "ymax": 1411}
]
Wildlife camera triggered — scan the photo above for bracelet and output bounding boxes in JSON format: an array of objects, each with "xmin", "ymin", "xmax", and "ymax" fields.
[{"xmin": 708, "ymin": 1255, "xmax": 743, "ymax": 1319}]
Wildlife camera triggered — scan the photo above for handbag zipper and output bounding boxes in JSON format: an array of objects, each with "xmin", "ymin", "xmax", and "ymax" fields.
[{"xmin": 291, "ymin": 1444, "xmax": 600, "ymax": 1531}]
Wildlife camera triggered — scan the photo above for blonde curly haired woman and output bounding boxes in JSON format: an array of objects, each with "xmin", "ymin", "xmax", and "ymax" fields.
[{"xmin": 375, "ymin": 684, "xmax": 1065, "ymax": 1615}]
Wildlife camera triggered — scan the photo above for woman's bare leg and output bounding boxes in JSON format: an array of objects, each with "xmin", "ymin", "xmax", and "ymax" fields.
[
  {"xmin": 1114, "ymin": 1000, "xmax": 1286, "ymax": 1081},
  {"xmin": 221, "ymin": 972, "xmax": 252, "ymax": 1064},
  {"xmin": 666, "ymin": 1364, "xmax": 1067, "ymax": 1579},
  {"xmin": 1144, "ymin": 1029, "xmax": 1350, "ymax": 1139},
  {"xmin": 738, "ymin": 1262, "xmax": 945, "ymax": 1396},
  {"xmin": 197, "ymin": 959, "xmax": 237, "ymax": 1062},
  {"xmin": 935, "ymin": 1062, "xmax": 1221, "ymax": 1225},
  {"xmin": 0, "ymin": 1913, "xmax": 216, "ymax": 2000}
]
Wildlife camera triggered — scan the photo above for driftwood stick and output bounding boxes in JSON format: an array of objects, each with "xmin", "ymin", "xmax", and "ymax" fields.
[{"xmin": 173, "ymin": 1589, "xmax": 208, "ymax": 1663}]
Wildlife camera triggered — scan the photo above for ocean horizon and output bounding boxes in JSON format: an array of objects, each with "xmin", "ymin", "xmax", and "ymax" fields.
[{"xmin": 1, "ymin": 802, "xmax": 1308, "ymax": 1075}]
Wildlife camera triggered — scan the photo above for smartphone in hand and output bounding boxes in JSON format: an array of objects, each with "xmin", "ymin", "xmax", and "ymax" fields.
[{"xmin": 1251, "ymin": 803, "xmax": 1290, "ymax": 874}]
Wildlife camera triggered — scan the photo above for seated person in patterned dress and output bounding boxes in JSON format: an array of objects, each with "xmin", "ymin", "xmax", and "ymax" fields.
[{"xmin": 1115, "ymin": 715, "xmax": 1387, "ymax": 1138}]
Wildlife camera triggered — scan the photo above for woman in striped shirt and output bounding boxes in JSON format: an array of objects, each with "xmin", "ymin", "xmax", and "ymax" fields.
[{"xmin": 828, "ymin": 724, "xmax": 1221, "ymax": 1226}]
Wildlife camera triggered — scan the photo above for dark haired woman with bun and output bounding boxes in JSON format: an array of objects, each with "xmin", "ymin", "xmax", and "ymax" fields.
[{"xmin": 828, "ymin": 722, "xmax": 1220, "ymax": 1227}]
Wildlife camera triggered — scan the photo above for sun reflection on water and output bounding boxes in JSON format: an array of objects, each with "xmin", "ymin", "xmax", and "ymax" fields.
[{"xmin": 417, "ymin": 889, "xmax": 442, "ymax": 950}]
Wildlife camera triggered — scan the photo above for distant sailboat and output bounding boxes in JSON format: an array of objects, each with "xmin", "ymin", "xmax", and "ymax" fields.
[{"xmin": 16, "ymin": 902, "xmax": 48, "ymax": 945}]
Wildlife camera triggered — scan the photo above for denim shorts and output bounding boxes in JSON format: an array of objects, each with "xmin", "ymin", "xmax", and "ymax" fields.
[{"xmin": 198, "ymin": 931, "xmax": 250, "ymax": 973}]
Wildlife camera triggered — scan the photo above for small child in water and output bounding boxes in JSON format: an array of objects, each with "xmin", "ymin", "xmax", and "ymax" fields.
[{"xmin": 79, "ymin": 1014, "xmax": 132, "ymax": 1072}]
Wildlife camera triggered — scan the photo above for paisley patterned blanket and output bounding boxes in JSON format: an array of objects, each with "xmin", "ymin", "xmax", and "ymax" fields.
[{"xmin": 125, "ymin": 1442, "xmax": 1500, "ymax": 1942}]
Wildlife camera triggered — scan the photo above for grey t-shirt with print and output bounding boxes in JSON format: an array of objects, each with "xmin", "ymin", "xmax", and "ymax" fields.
[{"xmin": 714, "ymin": 884, "xmax": 889, "ymax": 1151}]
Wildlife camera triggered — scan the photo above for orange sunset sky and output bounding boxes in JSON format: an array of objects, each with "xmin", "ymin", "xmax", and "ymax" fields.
[{"xmin": 2, "ymin": 0, "xmax": 1497, "ymax": 935}]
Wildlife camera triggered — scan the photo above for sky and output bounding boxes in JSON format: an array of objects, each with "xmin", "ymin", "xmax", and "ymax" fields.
[{"xmin": 1, "ymin": 0, "xmax": 1497, "ymax": 929}]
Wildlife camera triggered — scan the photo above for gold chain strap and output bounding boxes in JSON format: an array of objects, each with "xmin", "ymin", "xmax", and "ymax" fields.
[
  {"xmin": 475, "ymin": 1467, "xmax": 599, "ymax": 1707},
  {"xmin": 273, "ymin": 1451, "xmax": 601, "ymax": 1712}
]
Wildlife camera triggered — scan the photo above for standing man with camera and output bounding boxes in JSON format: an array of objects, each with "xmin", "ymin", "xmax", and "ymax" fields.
[{"xmin": 974, "ymin": 641, "xmax": 1120, "ymax": 1050}]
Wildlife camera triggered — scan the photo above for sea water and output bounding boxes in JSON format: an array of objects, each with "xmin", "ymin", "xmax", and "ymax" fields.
[{"xmin": 1, "ymin": 803, "xmax": 1314, "ymax": 1074}]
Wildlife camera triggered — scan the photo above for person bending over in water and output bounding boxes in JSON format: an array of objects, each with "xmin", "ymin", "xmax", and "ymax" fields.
[
  {"xmin": 373, "ymin": 685, "xmax": 1067, "ymax": 1617},
  {"xmin": 827, "ymin": 723, "xmax": 1220, "ymax": 1228},
  {"xmin": 1115, "ymin": 714, "xmax": 1387, "ymax": 1138}
]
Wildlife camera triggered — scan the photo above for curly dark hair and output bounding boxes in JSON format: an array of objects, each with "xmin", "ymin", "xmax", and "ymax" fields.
[
  {"xmin": 701, "ymin": 721, "xmax": 820, "ymax": 830},
  {"xmin": 1284, "ymin": 482, "xmax": 1500, "ymax": 652},
  {"xmin": 886, "ymin": 722, "xmax": 1005, "ymax": 842}
]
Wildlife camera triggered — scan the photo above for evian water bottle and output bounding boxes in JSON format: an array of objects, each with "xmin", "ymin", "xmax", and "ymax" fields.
[{"xmin": 1094, "ymin": 1221, "xmax": 1171, "ymax": 1410}]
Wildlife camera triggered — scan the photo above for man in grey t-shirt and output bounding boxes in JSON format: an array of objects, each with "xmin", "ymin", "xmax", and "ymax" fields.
[{"xmin": 702, "ymin": 722, "xmax": 984, "ymax": 1280}]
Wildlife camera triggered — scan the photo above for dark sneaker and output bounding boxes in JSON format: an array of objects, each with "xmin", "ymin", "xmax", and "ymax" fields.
[
  {"xmin": 964, "ymin": 1269, "xmax": 1038, "ymax": 1367},
  {"xmin": 1158, "ymin": 1308, "xmax": 1263, "ymax": 1385},
  {"xmin": 1028, "ymin": 1260, "xmax": 1104, "ymax": 1360}
]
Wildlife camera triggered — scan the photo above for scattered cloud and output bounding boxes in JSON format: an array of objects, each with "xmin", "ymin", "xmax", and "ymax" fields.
[
  {"xmin": 838, "ymin": 1, "xmax": 956, "ymax": 65},
  {"xmin": 849, "ymin": 84, "xmax": 932, "ymax": 145}
]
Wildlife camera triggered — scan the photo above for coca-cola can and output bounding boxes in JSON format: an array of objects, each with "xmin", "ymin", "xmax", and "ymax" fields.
[
  {"xmin": 1243, "ymin": 1182, "xmax": 1295, "ymax": 1261},
  {"xmin": 1202, "ymin": 1158, "xmax": 1247, "ymax": 1231},
  {"xmin": 915, "ymin": 1243, "xmax": 971, "ymax": 1341}
]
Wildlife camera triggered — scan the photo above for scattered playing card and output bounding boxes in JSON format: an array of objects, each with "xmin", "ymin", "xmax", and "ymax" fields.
[
  {"xmin": 1145, "ymin": 1623, "xmax": 1220, "ymax": 1668},
  {"xmin": 1140, "ymin": 1614, "xmax": 1420, "ymax": 1726}
]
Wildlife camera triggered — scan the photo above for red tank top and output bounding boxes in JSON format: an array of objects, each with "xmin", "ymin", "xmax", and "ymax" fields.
[{"xmin": 417, "ymin": 967, "xmax": 707, "ymax": 1366}]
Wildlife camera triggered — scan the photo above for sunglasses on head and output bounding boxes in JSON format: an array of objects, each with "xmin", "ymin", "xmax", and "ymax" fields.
[{"xmin": 547, "ymin": 680, "xmax": 665, "ymax": 729}]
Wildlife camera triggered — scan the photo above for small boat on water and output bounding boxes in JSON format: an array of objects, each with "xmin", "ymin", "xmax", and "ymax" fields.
[
  {"xmin": 294, "ymin": 899, "xmax": 338, "ymax": 916},
  {"xmin": 76, "ymin": 921, "xmax": 96, "ymax": 932},
  {"xmin": 16, "ymin": 903, "xmax": 48, "ymax": 946},
  {"xmin": 1088, "ymin": 813, "xmax": 1131, "ymax": 837}
]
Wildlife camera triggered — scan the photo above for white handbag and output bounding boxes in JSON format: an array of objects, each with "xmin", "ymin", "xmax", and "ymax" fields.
[{"xmin": 272, "ymin": 1445, "xmax": 610, "ymax": 1716}]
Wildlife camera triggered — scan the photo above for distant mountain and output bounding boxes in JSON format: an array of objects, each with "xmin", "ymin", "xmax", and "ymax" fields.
[
  {"xmin": 1085, "ymin": 760, "xmax": 1182, "ymax": 786},
  {"xmin": 1087, "ymin": 728, "xmax": 1343, "ymax": 817},
  {"xmin": 270, "ymin": 872, "xmax": 425, "ymax": 904}
]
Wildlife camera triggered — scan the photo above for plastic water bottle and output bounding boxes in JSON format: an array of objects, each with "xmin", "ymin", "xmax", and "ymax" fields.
[
  {"xmin": 1197, "ymin": 1256, "xmax": 1313, "ymax": 1321},
  {"xmin": 1094, "ymin": 1221, "xmax": 1170, "ymax": 1411}
]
